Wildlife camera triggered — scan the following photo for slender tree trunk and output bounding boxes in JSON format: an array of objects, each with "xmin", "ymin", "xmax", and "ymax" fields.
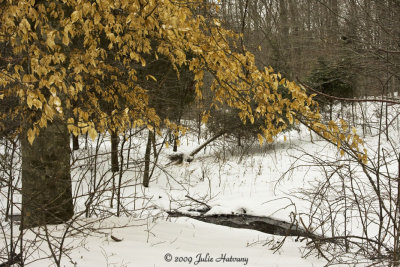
[
  {"xmin": 5, "ymin": 139, "xmax": 16, "ymax": 222},
  {"xmin": 142, "ymin": 130, "xmax": 152, "ymax": 187},
  {"xmin": 394, "ymin": 156, "xmax": 400, "ymax": 264},
  {"xmin": 117, "ymin": 134, "xmax": 126, "ymax": 217},
  {"xmin": 111, "ymin": 131, "xmax": 119, "ymax": 173},
  {"xmin": 21, "ymin": 119, "xmax": 73, "ymax": 229},
  {"xmin": 110, "ymin": 131, "xmax": 119, "ymax": 208},
  {"xmin": 72, "ymin": 134, "xmax": 79, "ymax": 151},
  {"xmin": 152, "ymin": 131, "xmax": 157, "ymax": 157},
  {"xmin": 173, "ymin": 136, "xmax": 178, "ymax": 152},
  {"xmin": 197, "ymin": 112, "xmax": 202, "ymax": 144},
  {"xmin": 84, "ymin": 132, "xmax": 88, "ymax": 149},
  {"xmin": 173, "ymin": 118, "xmax": 181, "ymax": 152}
]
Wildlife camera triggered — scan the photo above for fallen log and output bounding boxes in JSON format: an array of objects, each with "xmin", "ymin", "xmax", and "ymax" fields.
[
  {"xmin": 167, "ymin": 131, "xmax": 226, "ymax": 164},
  {"xmin": 167, "ymin": 210, "xmax": 319, "ymax": 239}
]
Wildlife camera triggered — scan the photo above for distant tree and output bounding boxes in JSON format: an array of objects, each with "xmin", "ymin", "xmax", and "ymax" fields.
[
  {"xmin": 138, "ymin": 52, "xmax": 195, "ymax": 187},
  {"xmin": 307, "ymin": 58, "xmax": 355, "ymax": 120},
  {"xmin": 208, "ymin": 85, "xmax": 294, "ymax": 146}
]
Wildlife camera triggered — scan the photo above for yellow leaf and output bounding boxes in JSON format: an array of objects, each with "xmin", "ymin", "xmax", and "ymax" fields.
[
  {"xmin": 71, "ymin": 10, "xmax": 80, "ymax": 23},
  {"xmin": 32, "ymin": 99, "xmax": 42, "ymax": 109},
  {"xmin": 287, "ymin": 113, "xmax": 293, "ymax": 124},
  {"xmin": 94, "ymin": 13, "xmax": 101, "ymax": 25},
  {"xmin": 53, "ymin": 96, "xmax": 61, "ymax": 106},
  {"xmin": 146, "ymin": 75, "xmax": 157, "ymax": 82},
  {"xmin": 257, "ymin": 134, "xmax": 264, "ymax": 145},
  {"xmin": 27, "ymin": 95, "xmax": 33, "ymax": 108},
  {"xmin": 50, "ymin": 87, "xmax": 57, "ymax": 96},
  {"xmin": 201, "ymin": 112, "xmax": 210, "ymax": 124},
  {"xmin": 44, "ymin": 104, "xmax": 55, "ymax": 118},
  {"xmin": 88, "ymin": 127, "xmax": 97, "ymax": 140},
  {"xmin": 46, "ymin": 31, "xmax": 56, "ymax": 49},
  {"xmin": 362, "ymin": 153, "xmax": 368, "ymax": 164},
  {"xmin": 340, "ymin": 119, "xmax": 348, "ymax": 132},
  {"xmin": 62, "ymin": 33, "xmax": 69, "ymax": 46},
  {"xmin": 249, "ymin": 115, "xmax": 254, "ymax": 124},
  {"xmin": 22, "ymin": 74, "xmax": 32, "ymax": 83},
  {"xmin": 27, "ymin": 128, "xmax": 35, "ymax": 145}
]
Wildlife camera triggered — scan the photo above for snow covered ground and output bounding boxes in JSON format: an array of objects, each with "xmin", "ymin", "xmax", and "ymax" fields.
[
  {"xmin": 1, "ymin": 100, "xmax": 400, "ymax": 266},
  {"xmin": 66, "ymin": 128, "xmax": 329, "ymax": 267},
  {"xmin": 23, "ymin": 216, "xmax": 323, "ymax": 267}
]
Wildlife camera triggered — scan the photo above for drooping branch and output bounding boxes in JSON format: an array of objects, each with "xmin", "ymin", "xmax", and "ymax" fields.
[{"xmin": 299, "ymin": 81, "xmax": 400, "ymax": 105}]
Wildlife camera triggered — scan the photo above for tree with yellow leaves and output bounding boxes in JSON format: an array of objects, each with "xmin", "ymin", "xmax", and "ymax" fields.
[{"xmin": 0, "ymin": 0, "xmax": 365, "ymax": 228}]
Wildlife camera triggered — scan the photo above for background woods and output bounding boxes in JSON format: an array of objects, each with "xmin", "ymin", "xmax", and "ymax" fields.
[
  {"xmin": 0, "ymin": 0, "xmax": 399, "ymax": 266},
  {"xmin": 217, "ymin": 0, "xmax": 399, "ymax": 99}
]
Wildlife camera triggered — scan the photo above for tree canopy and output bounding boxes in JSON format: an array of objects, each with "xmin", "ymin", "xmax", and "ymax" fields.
[{"xmin": 0, "ymin": 0, "xmax": 366, "ymax": 162}]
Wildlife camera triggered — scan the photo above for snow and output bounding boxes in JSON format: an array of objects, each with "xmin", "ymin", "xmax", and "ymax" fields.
[
  {"xmin": 25, "ymin": 217, "xmax": 324, "ymax": 267},
  {"xmin": 1, "ymin": 100, "xmax": 400, "ymax": 266}
]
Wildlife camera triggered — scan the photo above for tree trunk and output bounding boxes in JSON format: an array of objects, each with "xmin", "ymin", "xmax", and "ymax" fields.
[
  {"xmin": 111, "ymin": 131, "xmax": 119, "ymax": 173},
  {"xmin": 21, "ymin": 120, "xmax": 73, "ymax": 229},
  {"xmin": 72, "ymin": 134, "xmax": 79, "ymax": 151},
  {"xmin": 152, "ymin": 131, "xmax": 157, "ymax": 157},
  {"xmin": 173, "ymin": 136, "xmax": 178, "ymax": 152},
  {"xmin": 142, "ymin": 130, "xmax": 152, "ymax": 187}
]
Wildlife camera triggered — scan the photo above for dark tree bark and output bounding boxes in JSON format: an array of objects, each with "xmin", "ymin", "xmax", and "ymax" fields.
[
  {"xmin": 21, "ymin": 120, "xmax": 73, "ymax": 229},
  {"xmin": 173, "ymin": 136, "xmax": 178, "ymax": 152},
  {"xmin": 142, "ymin": 130, "xmax": 152, "ymax": 187},
  {"xmin": 152, "ymin": 131, "xmax": 157, "ymax": 157},
  {"xmin": 72, "ymin": 134, "xmax": 79, "ymax": 151},
  {"xmin": 111, "ymin": 131, "xmax": 119, "ymax": 173}
]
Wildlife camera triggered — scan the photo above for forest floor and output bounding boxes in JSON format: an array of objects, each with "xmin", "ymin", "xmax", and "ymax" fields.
[
  {"xmin": 62, "ymin": 127, "xmax": 328, "ymax": 267},
  {"xmin": 2, "ymin": 101, "xmax": 399, "ymax": 266}
]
